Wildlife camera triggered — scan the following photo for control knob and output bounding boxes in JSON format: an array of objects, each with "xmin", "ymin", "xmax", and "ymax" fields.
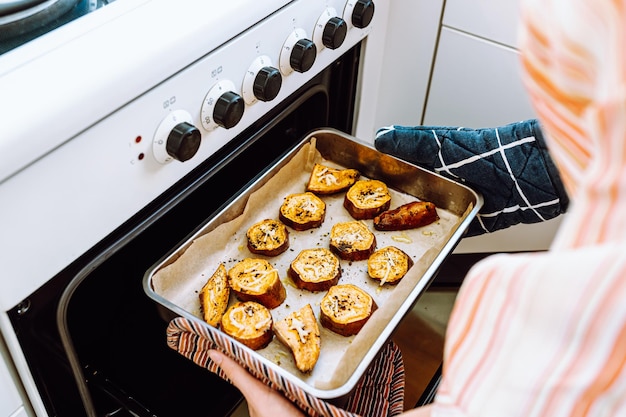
[
  {"xmin": 344, "ymin": 0, "xmax": 375, "ymax": 29},
  {"xmin": 313, "ymin": 8, "xmax": 347, "ymax": 50},
  {"xmin": 279, "ymin": 29, "xmax": 317, "ymax": 76},
  {"xmin": 201, "ymin": 80, "xmax": 245, "ymax": 131},
  {"xmin": 242, "ymin": 55, "xmax": 282, "ymax": 105},
  {"xmin": 153, "ymin": 110, "xmax": 201, "ymax": 164}
]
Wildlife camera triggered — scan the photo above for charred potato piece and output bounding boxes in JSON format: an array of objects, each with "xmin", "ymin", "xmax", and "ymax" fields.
[
  {"xmin": 319, "ymin": 284, "xmax": 377, "ymax": 336},
  {"xmin": 221, "ymin": 301, "xmax": 273, "ymax": 350},
  {"xmin": 288, "ymin": 248, "xmax": 341, "ymax": 292},
  {"xmin": 373, "ymin": 201, "xmax": 439, "ymax": 231},
  {"xmin": 367, "ymin": 246, "xmax": 414, "ymax": 285},
  {"xmin": 228, "ymin": 258, "xmax": 287, "ymax": 309},
  {"xmin": 246, "ymin": 219, "xmax": 290, "ymax": 257},
  {"xmin": 306, "ymin": 163, "xmax": 360, "ymax": 195},
  {"xmin": 344, "ymin": 179, "xmax": 392, "ymax": 220},
  {"xmin": 329, "ymin": 221, "xmax": 376, "ymax": 261},
  {"xmin": 199, "ymin": 264, "xmax": 231, "ymax": 327},
  {"xmin": 279, "ymin": 192, "xmax": 326, "ymax": 231},
  {"xmin": 273, "ymin": 304, "xmax": 321, "ymax": 373}
]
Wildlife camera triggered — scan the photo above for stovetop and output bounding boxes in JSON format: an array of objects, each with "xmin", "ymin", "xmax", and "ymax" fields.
[{"xmin": 0, "ymin": 0, "xmax": 115, "ymax": 55}]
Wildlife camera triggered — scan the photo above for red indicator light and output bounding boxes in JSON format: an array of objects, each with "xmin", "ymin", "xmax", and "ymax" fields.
[{"xmin": 135, "ymin": 136, "xmax": 142, "ymax": 143}]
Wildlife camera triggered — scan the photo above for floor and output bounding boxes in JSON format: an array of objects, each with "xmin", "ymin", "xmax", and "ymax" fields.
[
  {"xmin": 391, "ymin": 288, "xmax": 457, "ymax": 410},
  {"xmin": 393, "ymin": 252, "xmax": 491, "ymax": 410}
]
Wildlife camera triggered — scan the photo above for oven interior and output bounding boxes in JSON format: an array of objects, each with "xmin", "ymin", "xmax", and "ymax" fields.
[{"xmin": 8, "ymin": 44, "xmax": 361, "ymax": 417}]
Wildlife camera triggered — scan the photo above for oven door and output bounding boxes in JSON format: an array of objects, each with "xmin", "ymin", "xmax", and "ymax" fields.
[{"xmin": 7, "ymin": 44, "xmax": 361, "ymax": 417}]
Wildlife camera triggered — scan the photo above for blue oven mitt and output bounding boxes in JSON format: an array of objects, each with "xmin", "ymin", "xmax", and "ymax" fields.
[{"xmin": 375, "ymin": 119, "xmax": 569, "ymax": 237}]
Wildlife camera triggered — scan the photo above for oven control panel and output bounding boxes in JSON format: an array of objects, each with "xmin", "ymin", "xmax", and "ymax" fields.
[{"xmin": 146, "ymin": 0, "xmax": 376, "ymax": 167}]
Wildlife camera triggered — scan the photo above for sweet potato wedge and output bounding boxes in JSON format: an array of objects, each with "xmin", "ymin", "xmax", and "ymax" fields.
[
  {"xmin": 199, "ymin": 264, "xmax": 231, "ymax": 327},
  {"xmin": 273, "ymin": 304, "xmax": 321, "ymax": 373},
  {"xmin": 373, "ymin": 201, "xmax": 439, "ymax": 231},
  {"xmin": 306, "ymin": 163, "xmax": 360, "ymax": 195}
]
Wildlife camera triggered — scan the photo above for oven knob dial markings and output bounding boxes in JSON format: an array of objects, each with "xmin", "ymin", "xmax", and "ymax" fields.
[
  {"xmin": 313, "ymin": 7, "xmax": 347, "ymax": 50},
  {"xmin": 242, "ymin": 55, "xmax": 282, "ymax": 105},
  {"xmin": 201, "ymin": 80, "xmax": 245, "ymax": 131},
  {"xmin": 343, "ymin": 0, "xmax": 375, "ymax": 29},
  {"xmin": 279, "ymin": 28, "xmax": 317, "ymax": 76},
  {"xmin": 153, "ymin": 109, "xmax": 201, "ymax": 164}
]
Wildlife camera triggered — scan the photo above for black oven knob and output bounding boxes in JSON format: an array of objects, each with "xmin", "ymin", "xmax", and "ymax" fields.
[
  {"xmin": 242, "ymin": 55, "xmax": 282, "ymax": 105},
  {"xmin": 166, "ymin": 122, "xmax": 201, "ymax": 162},
  {"xmin": 290, "ymin": 38, "xmax": 317, "ymax": 73},
  {"xmin": 213, "ymin": 91, "xmax": 244, "ymax": 129},
  {"xmin": 253, "ymin": 67, "xmax": 282, "ymax": 102},
  {"xmin": 153, "ymin": 109, "xmax": 201, "ymax": 164},
  {"xmin": 323, "ymin": 17, "xmax": 348, "ymax": 49},
  {"xmin": 280, "ymin": 29, "xmax": 317, "ymax": 76},
  {"xmin": 201, "ymin": 80, "xmax": 245, "ymax": 131},
  {"xmin": 345, "ymin": 0, "xmax": 375, "ymax": 29},
  {"xmin": 314, "ymin": 8, "xmax": 347, "ymax": 51}
]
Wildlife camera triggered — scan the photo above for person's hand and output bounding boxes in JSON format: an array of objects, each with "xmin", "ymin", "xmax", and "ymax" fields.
[{"xmin": 208, "ymin": 349, "xmax": 305, "ymax": 417}]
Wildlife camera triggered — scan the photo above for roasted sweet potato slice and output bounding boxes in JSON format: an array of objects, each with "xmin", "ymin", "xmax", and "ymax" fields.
[
  {"xmin": 246, "ymin": 219, "xmax": 290, "ymax": 256},
  {"xmin": 221, "ymin": 301, "xmax": 273, "ymax": 350},
  {"xmin": 329, "ymin": 221, "xmax": 376, "ymax": 261},
  {"xmin": 288, "ymin": 248, "xmax": 341, "ymax": 292},
  {"xmin": 367, "ymin": 246, "xmax": 414, "ymax": 285},
  {"xmin": 228, "ymin": 258, "xmax": 286, "ymax": 309},
  {"xmin": 279, "ymin": 192, "xmax": 326, "ymax": 231},
  {"xmin": 344, "ymin": 179, "xmax": 392, "ymax": 220},
  {"xmin": 319, "ymin": 284, "xmax": 377, "ymax": 336}
]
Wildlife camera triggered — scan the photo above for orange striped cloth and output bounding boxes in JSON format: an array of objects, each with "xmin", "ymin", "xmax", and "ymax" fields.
[
  {"xmin": 431, "ymin": 1, "xmax": 626, "ymax": 416},
  {"xmin": 166, "ymin": 316, "xmax": 405, "ymax": 417}
]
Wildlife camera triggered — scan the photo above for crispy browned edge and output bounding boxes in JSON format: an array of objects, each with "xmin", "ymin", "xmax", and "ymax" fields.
[
  {"xmin": 278, "ymin": 210, "xmax": 325, "ymax": 231},
  {"xmin": 343, "ymin": 196, "xmax": 391, "ymax": 220},
  {"xmin": 231, "ymin": 276, "xmax": 287, "ymax": 309}
]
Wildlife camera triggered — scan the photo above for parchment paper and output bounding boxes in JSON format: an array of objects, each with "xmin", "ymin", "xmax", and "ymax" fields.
[{"xmin": 151, "ymin": 139, "xmax": 465, "ymax": 391}]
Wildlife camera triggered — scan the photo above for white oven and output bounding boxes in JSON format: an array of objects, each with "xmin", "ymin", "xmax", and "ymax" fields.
[{"xmin": 0, "ymin": 1, "xmax": 389, "ymax": 415}]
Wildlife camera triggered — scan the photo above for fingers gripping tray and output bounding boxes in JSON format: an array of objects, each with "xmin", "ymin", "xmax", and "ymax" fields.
[{"xmin": 143, "ymin": 128, "xmax": 483, "ymax": 400}]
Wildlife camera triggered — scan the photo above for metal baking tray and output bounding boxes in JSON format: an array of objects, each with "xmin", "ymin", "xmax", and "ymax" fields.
[{"xmin": 143, "ymin": 128, "xmax": 482, "ymax": 401}]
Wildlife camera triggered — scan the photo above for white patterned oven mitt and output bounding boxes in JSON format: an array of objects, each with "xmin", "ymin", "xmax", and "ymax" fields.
[
  {"xmin": 375, "ymin": 119, "xmax": 569, "ymax": 236},
  {"xmin": 167, "ymin": 316, "xmax": 405, "ymax": 417}
]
